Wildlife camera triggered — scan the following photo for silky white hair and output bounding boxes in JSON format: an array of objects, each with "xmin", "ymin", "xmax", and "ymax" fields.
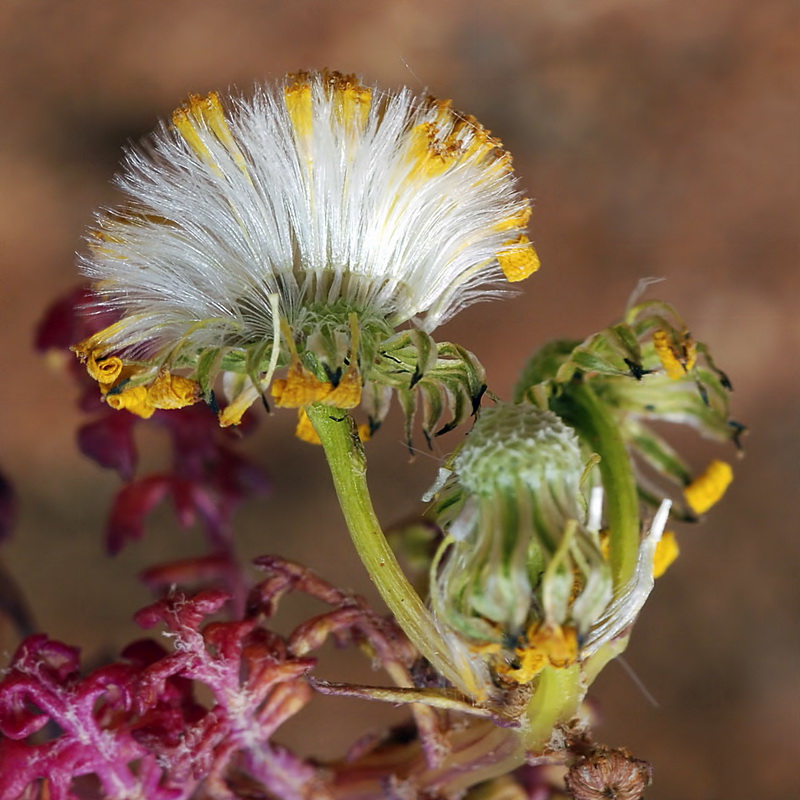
[{"xmin": 83, "ymin": 74, "xmax": 533, "ymax": 359}]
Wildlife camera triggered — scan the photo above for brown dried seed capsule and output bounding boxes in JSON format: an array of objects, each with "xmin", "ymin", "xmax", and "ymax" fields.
[{"xmin": 565, "ymin": 746, "xmax": 652, "ymax": 800}]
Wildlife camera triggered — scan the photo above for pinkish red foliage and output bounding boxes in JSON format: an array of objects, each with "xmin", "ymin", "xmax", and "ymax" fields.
[
  {"xmin": 0, "ymin": 636, "xmax": 163, "ymax": 800},
  {"xmin": 1, "ymin": 556, "xmax": 486, "ymax": 800},
  {"xmin": 0, "ymin": 565, "xmax": 338, "ymax": 800}
]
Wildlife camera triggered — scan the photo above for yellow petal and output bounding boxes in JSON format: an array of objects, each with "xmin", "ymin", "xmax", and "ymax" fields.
[
  {"xmin": 271, "ymin": 363, "xmax": 333, "ymax": 408},
  {"xmin": 105, "ymin": 386, "xmax": 154, "ymax": 419},
  {"xmin": 294, "ymin": 408, "xmax": 322, "ymax": 445},
  {"xmin": 406, "ymin": 122, "xmax": 456, "ymax": 178},
  {"xmin": 497, "ymin": 235, "xmax": 540, "ymax": 282},
  {"xmin": 294, "ymin": 408, "xmax": 371, "ymax": 445},
  {"xmin": 172, "ymin": 92, "xmax": 250, "ymax": 178},
  {"xmin": 284, "ymin": 77, "xmax": 314, "ymax": 143},
  {"xmin": 497, "ymin": 648, "xmax": 548, "ymax": 685},
  {"xmin": 528, "ymin": 622, "xmax": 578, "ymax": 669},
  {"xmin": 147, "ymin": 373, "xmax": 200, "ymax": 410},
  {"xmin": 71, "ymin": 319, "xmax": 131, "ymax": 363},
  {"xmin": 684, "ymin": 460, "xmax": 733, "ymax": 515},
  {"xmin": 652, "ymin": 531, "xmax": 680, "ymax": 578},
  {"xmin": 86, "ymin": 353, "xmax": 123, "ymax": 385},
  {"xmin": 322, "ymin": 368, "xmax": 362, "ymax": 409},
  {"xmin": 494, "ymin": 201, "xmax": 532, "ymax": 232},
  {"xmin": 496, "ymin": 623, "xmax": 578, "ymax": 685},
  {"xmin": 218, "ymin": 383, "xmax": 262, "ymax": 428},
  {"xmin": 330, "ymin": 72, "xmax": 372, "ymax": 134},
  {"xmin": 653, "ymin": 329, "xmax": 698, "ymax": 380},
  {"xmin": 172, "ymin": 95, "xmax": 217, "ymax": 169}
]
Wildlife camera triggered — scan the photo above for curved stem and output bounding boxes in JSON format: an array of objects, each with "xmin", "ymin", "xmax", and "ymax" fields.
[
  {"xmin": 306, "ymin": 403, "xmax": 485, "ymax": 699},
  {"xmin": 558, "ymin": 383, "xmax": 640, "ymax": 587}
]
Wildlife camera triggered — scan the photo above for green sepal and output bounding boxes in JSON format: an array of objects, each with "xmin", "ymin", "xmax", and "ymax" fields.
[{"xmin": 373, "ymin": 334, "xmax": 487, "ymax": 444}]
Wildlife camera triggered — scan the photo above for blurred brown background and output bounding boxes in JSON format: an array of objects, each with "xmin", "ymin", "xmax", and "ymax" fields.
[{"xmin": 1, "ymin": 1, "xmax": 798, "ymax": 798}]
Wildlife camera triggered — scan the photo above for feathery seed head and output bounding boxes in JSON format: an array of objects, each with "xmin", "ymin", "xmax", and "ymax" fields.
[{"xmin": 74, "ymin": 70, "xmax": 537, "ymax": 436}]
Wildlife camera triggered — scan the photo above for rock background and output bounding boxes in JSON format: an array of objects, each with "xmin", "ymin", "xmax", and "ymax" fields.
[{"xmin": 1, "ymin": 1, "xmax": 797, "ymax": 797}]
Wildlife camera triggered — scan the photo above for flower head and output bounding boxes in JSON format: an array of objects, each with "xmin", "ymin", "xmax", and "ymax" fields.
[
  {"xmin": 74, "ymin": 70, "xmax": 538, "ymax": 438},
  {"xmin": 514, "ymin": 295, "xmax": 741, "ymax": 519},
  {"xmin": 429, "ymin": 404, "xmax": 620, "ymax": 686},
  {"xmin": 425, "ymin": 402, "xmax": 672, "ymax": 752}
]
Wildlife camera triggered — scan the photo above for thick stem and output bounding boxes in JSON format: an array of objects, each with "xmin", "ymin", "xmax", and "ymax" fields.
[
  {"xmin": 558, "ymin": 383, "xmax": 641, "ymax": 587},
  {"xmin": 306, "ymin": 403, "xmax": 484, "ymax": 699},
  {"xmin": 523, "ymin": 664, "xmax": 584, "ymax": 754}
]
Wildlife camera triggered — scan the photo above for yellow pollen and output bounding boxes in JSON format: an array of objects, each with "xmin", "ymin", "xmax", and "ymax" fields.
[
  {"xmin": 430, "ymin": 98, "xmax": 454, "ymax": 127},
  {"xmin": 497, "ymin": 235, "xmax": 540, "ymax": 282},
  {"xmin": 653, "ymin": 329, "xmax": 698, "ymax": 380},
  {"xmin": 684, "ymin": 459, "xmax": 733, "ymax": 515},
  {"xmin": 456, "ymin": 117, "xmax": 495, "ymax": 162},
  {"xmin": 652, "ymin": 531, "xmax": 680, "ymax": 578},
  {"xmin": 496, "ymin": 623, "xmax": 578, "ymax": 685},
  {"xmin": 403, "ymin": 98, "xmax": 508, "ymax": 182},
  {"xmin": 406, "ymin": 122, "xmax": 460, "ymax": 178}
]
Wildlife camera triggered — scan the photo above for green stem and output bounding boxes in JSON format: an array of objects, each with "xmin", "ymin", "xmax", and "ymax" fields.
[
  {"xmin": 523, "ymin": 664, "xmax": 584, "ymax": 753},
  {"xmin": 558, "ymin": 382, "xmax": 640, "ymax": 587},
  {"xmin": 307, "ymin": 403, "xmax": 482, "ymax": 699}
]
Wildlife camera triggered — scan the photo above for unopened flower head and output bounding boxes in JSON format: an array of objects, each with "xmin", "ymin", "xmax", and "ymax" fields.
[
  {"xmin": 73, "ymin": 70, "xmax": 538, "ymax": 437},
  {"xmin": 429, "ymin": 403, "xmax": 615, "ymax": 686}
]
